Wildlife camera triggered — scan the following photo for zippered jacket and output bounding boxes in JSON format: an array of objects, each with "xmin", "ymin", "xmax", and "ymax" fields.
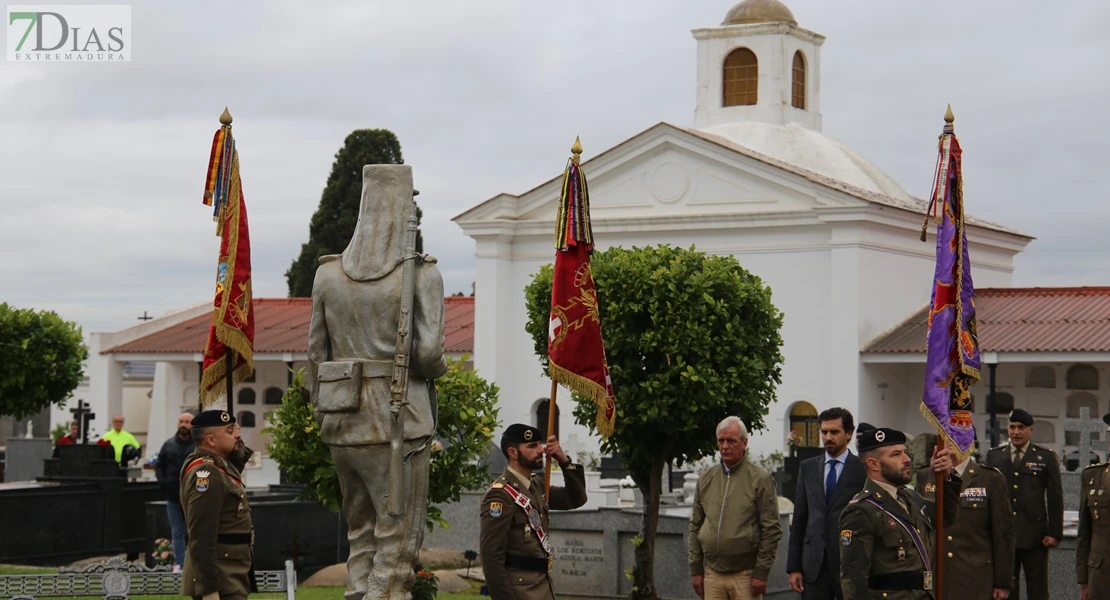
[{"xmin": 688, "ymin": 454, "xmax": 783, "ymax": 580}]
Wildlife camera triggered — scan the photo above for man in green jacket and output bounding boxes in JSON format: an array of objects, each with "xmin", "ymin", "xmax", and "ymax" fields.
[
  {"xmin": 100, "ymin": 414, "xmax": 141, "ymax": 464},
  {"xmin": 689, "ymin": 416, "xmax": 783, "ymax": 599}
]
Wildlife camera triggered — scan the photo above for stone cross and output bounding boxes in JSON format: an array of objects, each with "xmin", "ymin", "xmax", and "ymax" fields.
[
  {"xmin": 70, "ymin": 399, "xmax": 95, "ymax": 444},
  {"xmin": 1064, "ymin": 406, "xmax": 1103, "ymax": 470},
  {"xmin": 984, "ymin": 417, "xmax": 1007, "ymax": 449}
]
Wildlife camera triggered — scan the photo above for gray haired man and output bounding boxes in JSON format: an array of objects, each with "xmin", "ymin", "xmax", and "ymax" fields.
[{"xmin": 689, "ymin": 416, "xmax": 783, "ymax": 599}]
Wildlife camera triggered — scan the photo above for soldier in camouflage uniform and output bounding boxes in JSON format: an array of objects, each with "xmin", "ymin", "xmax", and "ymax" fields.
[
  {"xmin": 180, "ymin": 410, "xmax": 256, "ymax": 600},
  {"xmin": 479, "ymin": 424, "xmax": 587, "ymax": 600},
  {"xmin": 839, "ymin": 428, "xmax": 960, "ymax": 600}
]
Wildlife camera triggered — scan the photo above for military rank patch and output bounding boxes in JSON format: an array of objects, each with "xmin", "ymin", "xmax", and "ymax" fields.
[
  {"xmin": 840, "ymin": 529, "xmax": 852, "ymax": 546},
  {"xmin": 196, "ymin": 470, "xmax": 210, "ymax": 493},
  {"xmin": 490, "ymin": 502, "xmax": 503, "ymax": 518},
  {"xmin": 924, "ymin": 483, "xmax": 936, "ymax": 493}
]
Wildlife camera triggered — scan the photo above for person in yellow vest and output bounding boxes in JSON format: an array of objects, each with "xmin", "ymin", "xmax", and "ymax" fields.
[
  {"xmin": 100, "ymin": 414, "xmax": 141, "ymax": 464},
  {"xmin": 179, "ymin": 409, "xmax": 256, "ymax": 600}
]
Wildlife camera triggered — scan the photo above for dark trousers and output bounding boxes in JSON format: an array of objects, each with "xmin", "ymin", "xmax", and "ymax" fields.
[
  {"xmin": 803, "ymin": 558, "xmax": 842, "ymax": 600},
  {"xmin": 1013, "ymin": 546, "xmax": 1049, "ymax": 599}
]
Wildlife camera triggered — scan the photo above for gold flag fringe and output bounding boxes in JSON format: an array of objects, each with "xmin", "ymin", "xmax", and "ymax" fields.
[
  {"xmin": 550, "ymin": 362, "xmax": 614, "ymax": 437},
  {"xmin": 918, "ymin": 402, "xmax": 974, "ymax": 466}
]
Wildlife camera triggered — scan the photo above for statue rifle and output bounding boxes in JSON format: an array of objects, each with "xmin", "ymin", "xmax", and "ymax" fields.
[{"xmin": 386, "ymin": 198, "xmax": 420, "ymax": 518}]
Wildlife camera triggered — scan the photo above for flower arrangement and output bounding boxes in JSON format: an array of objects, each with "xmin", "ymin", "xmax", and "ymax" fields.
[
  {"xmin": 152, "ymin": 538, "xmax": 174, "ymax": 567},
  {"xmin": 412, "ymin": 569, "xmax": 438, "ymax": 600},
  {"xmin": 786, "ymin": 431, "xmax": 801, "ymax": 449}
]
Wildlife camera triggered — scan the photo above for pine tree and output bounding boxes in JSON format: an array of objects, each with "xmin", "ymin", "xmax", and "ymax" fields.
[{"xmin": 286, "ymin": 129, "xmax": 423, "ymax": 297}]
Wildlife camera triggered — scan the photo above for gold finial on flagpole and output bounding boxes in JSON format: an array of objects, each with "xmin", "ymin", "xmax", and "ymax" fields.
[
  {"xmin": 219, "ymin": 107, "xmax": 233, "ymax": 126},
  {"xmin": 571, "ymin": 136, "xmax": 583, "ymax": 166},
  {"xmin": 944, "ymin": 104, "xmax": 954, "ymax": 124}
]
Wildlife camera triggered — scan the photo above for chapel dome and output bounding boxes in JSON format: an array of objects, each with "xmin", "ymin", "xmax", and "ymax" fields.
[
  {"xmin": 697, "ymin": 121, "xmax": 913, "ymax": 202},
  {"xmin": 723, "ymin": 0, "xmax": 798, "ymax": 26}
]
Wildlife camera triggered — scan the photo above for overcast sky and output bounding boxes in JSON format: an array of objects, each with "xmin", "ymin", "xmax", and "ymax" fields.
[{"xmin": 2, "ymin": 1, "xmax": 1108, "ymax": 334}]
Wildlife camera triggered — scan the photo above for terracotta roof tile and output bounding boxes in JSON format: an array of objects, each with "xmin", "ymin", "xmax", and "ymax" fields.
[
  {"xmin": 104, "ymin": 297, "xmax": 475, "ymax": 355},
  {"xmin": 863, "ymin": 287, "xmax": 1110, "ymax": 353}
]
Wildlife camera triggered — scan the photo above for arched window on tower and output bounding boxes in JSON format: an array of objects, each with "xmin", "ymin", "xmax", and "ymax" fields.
[
  {"xmin": 723, "ymin": 48, "xmax": 758, "ymax": 106},
  {"xmin": 791, "ymin": 51, "xmax": 806, "ymax": 109}
]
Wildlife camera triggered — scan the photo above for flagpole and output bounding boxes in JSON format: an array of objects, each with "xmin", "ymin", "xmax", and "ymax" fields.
[
  {"xmin": 935, "ymin": 436, "xmax": 945, "ymax": 600},
  {"xmin": 544, "ymin": 378, "xmax": 558, "ymax": 496},
  {"xmin": 226, "ymin": 348, "xmax": 235, "ymax": 414},
  {"xmin": 221, "ymin": 107, "xmax": 235, "ymax": 417}
]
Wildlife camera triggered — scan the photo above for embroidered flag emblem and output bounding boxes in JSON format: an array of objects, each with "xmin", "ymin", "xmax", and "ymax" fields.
[
  {"xmin": 490, "ymin": 502, "xmax": 503, "ymax": 518},
  {"xmin": 840, "ymin": 529, "xmax": 852, "ymax": 546},
  {"xmin": 196, "ymin": 470, "xmax": 211, "ymax": 493}
]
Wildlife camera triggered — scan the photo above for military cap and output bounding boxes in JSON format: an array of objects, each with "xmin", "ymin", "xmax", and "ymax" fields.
[
  {"xmin": 857, "ymin": 427, "xmax": 906, "ymax": 453},
  {"xmin": 502, "ymin": 423, "xmax": 542, "ymax": 444},
  {"xmin": 857, "ymin": 422, "xmax": 877, "ymax": 433},
  {"xmin": 1008, "ymin": 408, "xmax": 1034, "ymax": 426},
  {"xmin": 192, "ymin": 409, "xmax": 235, "ymax": 428},
  {"xmin": 500, "ymin": 423, "xmax": 543, "ymax": 456}
]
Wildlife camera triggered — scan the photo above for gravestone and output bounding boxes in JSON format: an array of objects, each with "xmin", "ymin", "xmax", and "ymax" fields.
[
  {"xmin": 1064, "ymin": 406, "xmax": 1103, "ymax": 471},
  {"xmin": 3, "ymin": 437, "xmax": 52, "ymax": 482},
  {"xmin": 1062, "ymin": 471, "xmax": 1082, "ymax": 512}
]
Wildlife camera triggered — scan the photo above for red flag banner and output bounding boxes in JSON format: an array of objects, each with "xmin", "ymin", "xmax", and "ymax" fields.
[
  {"xmin": 199, "ymin": 121, "xmax": 254, "ymax": 407},
  {"xmin": 548, "ymin": 141, "xmax": 615, "ymax": 435}
]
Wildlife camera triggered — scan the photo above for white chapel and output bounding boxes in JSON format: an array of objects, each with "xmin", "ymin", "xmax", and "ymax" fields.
[
  {"xmin": 54, "ymin": 1, "xmax": 1110, "ymax": 482},
  {"xmin": 453, "ymin": 0, "xmax": 1039, "ymax": 460}
]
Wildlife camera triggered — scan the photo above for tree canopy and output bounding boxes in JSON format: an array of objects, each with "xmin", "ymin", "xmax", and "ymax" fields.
[{"xmin": 0, "ymin": 303, "xmax": 88, "ymax": 419}]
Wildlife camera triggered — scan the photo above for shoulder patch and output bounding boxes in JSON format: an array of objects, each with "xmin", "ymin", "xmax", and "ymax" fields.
[
  {"xmin": 489, "ymin": 502, "xmax": 502, "ymax": 518},
  {"xmin": 195, "ymin": 470, "xmax": 210, "ymax": 493},
  {"xmin": 840, "ymin": 529, "xmax": 852, "ymax": 546}
]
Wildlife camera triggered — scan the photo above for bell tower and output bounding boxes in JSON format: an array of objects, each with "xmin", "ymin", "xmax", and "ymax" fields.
[{"xmin": 692, "ymin": 0, "xmax": 825, "ymax": 130}]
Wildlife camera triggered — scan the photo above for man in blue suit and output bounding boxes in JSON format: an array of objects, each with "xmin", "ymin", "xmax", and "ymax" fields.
[{"xmin": 787, "ymin": 407, "xmax": 867, "ymax": 599}]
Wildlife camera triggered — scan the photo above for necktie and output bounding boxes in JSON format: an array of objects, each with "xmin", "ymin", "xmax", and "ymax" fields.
[
  {"xmin": 825, "ymin": 460, "xmax": 838, "ymax": 503},
  {"xmin": 897, "ymin": 488, "xmax": 913, "ymax": 514},
  {"xmin": 1013, "ymin": 446, "xmax": 1024, "ymax": 465}
]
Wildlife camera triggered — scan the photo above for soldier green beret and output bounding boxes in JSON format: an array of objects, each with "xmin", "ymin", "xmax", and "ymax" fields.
[
  {"xmin": 192, "ymin": 409, "xmax": 235, "ymax": 428},
  {"xmin": 857, "ymin": 427, "xmax": 906, "ymax": 453},
  {"xmin": 1008, "ymin": 408, "xmax": 1034, "ymax": 426}
]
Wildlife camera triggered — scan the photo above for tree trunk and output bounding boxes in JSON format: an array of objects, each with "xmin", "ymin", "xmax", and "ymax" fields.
[{"xmin": 630, "ymin": 458, "xmax": 665, "ymax": 599}]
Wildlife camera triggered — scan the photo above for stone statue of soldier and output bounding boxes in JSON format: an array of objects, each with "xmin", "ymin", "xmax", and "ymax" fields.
[{"xmin": 308, "ymin": 164, "xmax": 448, "ymax": 600}]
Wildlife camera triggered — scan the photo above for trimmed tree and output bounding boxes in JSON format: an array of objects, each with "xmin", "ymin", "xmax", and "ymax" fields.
[
  {"xmin": 264, "ymin": 357, "xmax": 500, "ymax": 530},
  {"xmin": 285, "ymin": 129, "xmax": 423, "ymax": 297},
  {"xmin": 0, "ymin": 303, "xmax": 88, "ymax": 419},
  {"xmin": 523, "ymin": 245, "xmax": 785, "ymax": 599}
]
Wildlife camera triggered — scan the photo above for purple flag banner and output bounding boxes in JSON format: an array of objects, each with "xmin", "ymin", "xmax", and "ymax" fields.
[{"xmin": 920, "ymin": 112, "xmax": 980, "ymax": 464}]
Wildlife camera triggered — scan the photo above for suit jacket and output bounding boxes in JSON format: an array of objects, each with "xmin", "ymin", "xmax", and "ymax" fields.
[
  {"xmin": 479, "ymin": 465, "xmax": 588, "ymax": 600},
  {"xmin": 839, "ymin": 476, "xmax": 960, "ymax": 600},
  {"xmin": 916, "ymin": 459, "xmax": 1015, "ymax": 598},
  {"xmin": 984, "ymin": 442, "xmax": 1063, "ymax": 548},
  {"xmin": 787, "ymin": 452, "xmax": 867, "ymax": 582}
]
